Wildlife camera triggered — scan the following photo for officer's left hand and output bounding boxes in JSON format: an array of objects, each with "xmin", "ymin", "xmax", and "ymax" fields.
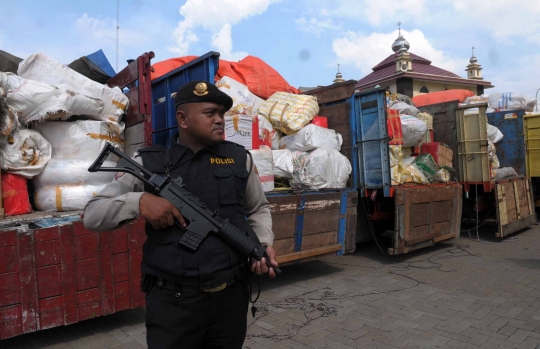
[{"xmin": 251, "ymin": 244, "xmax": 279, "ymax": 279}]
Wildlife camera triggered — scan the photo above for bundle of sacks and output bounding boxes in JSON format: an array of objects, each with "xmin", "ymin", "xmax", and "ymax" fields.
[
  {"xmin": 386, "ymin": 94, "xmax": 447, "ymax": 185},
  {"xmin": 216, "ymin": 76, "xmax": 351, "ymax": 191},
  {"xmin": 0, "ymin": 52, "xmax": 127, "ymax": 214},
  {"xmin": 389, "ymin": 90, "xmax": 521, "ymax": 184},
  {"xmin": 460, "ymin": 92, "xmax": 537, "ymax": 114},
  {"xmin": 32, "ymin": 121, "xmax": 124, "ymax": 211}
]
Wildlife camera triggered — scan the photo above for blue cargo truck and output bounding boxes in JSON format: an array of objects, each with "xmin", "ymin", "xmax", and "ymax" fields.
[
  {"xmin": 304, "ymin": 84, "xmax": 463, "ymax": 254},
  {"xmin": 150, "ymin": 52, "xmax": 358, "ymax": 265}
]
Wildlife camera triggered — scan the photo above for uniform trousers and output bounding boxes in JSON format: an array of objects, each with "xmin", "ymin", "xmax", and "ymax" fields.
[{"xmin": 145, "ymin": 278, "xmax": 249, "ymax": 349}]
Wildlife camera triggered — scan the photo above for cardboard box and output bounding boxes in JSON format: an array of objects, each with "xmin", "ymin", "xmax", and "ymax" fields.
[
  {"xmin": 224, "ymin": 115, "xmax": 271, "ymax": 150},
  {"xmin": 421, "ymin": 142, "xmax": 453, "ymax": 168}
]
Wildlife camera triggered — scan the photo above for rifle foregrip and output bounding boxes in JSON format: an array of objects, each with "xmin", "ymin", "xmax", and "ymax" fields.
[
  {"xmin": 220, "ymin": 222, "xmax": 281, "ymax": 275},
  {"xmin": 219, "ymin": 221, "xmax": 260, "ymax": 257}
]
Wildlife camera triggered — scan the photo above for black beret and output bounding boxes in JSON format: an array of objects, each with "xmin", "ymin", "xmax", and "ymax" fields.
[{"xmin": 174, "ymin": 80, "xmax": 233, "ymax": 111}]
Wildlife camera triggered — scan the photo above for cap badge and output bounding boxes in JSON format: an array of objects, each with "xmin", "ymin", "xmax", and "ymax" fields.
[{"xmin": 193, "ymin": 82, "xmax": 209, "ymax": 96}]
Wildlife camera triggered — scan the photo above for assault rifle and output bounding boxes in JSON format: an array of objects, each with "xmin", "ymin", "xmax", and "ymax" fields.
[{"xmin": 89, "ymin": 143, "xmax": 281, "ymax": 275}]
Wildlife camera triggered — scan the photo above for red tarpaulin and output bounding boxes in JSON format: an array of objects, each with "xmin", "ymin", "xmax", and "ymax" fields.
[
  {"xmin": 151, "ymin": 55, "xmax": 299, "ymax": 100},
  {"xmin": 412, "ymin": 90, "xmax": 475, "ymax": 107}
]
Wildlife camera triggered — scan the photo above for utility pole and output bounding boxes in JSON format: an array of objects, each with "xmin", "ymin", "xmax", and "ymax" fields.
[{"xmin": 116, "ymin": 0, "xmax": 119, "ymax": 72}]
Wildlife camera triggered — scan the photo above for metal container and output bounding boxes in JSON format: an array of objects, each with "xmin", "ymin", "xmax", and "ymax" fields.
[
  {"xmin": 353, "ymin": 89, "xmax": 391, "ymax": 196},
  {"xmin": 524, "ymin": 113, "xmax": 540, "ymax": 178},
  {"xmin": 487, "ymin": 109, "xmax": 527, "ymax": 175},
  {"xmin": 455, "ymin": 104, "xmax": 491, "ymax": 188}
]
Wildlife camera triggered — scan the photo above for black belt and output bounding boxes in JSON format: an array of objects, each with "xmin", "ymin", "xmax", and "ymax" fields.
[{"xmin": 153, "ymin": 273, "xmax": 242, "ymax": 293}]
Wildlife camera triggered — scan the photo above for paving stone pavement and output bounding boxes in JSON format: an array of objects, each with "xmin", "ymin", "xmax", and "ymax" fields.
[{"xmin": 2, "ymin": 223, "xmax": 540, "ymax": 349}]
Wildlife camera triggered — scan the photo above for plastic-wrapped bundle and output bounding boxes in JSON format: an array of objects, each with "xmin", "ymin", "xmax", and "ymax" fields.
[
  {"xmin": 0, "ymin": 72, "xmax": 104, "ymax": 124},
  {"xmin": 388, "ymin": 101, "xmax": 419, "ymax": 116},
  {"xmin": 399, "ymin": 115, "xmax": 427, "ymax": 147},
  {"xmin": 279, "ymin": 124, "xmax": 343, "ymax": 152},
  {"xmin": 433, "ymin": 168, "xmax": 451, "ymax": 183},
  {"xmin": 272, "ymin": 149, "xmax": 293, "ymax": 179},
  {"xmin": 257, "ymin": 92, "xmax": 319, "ymax": 134},
  {"xmin": 33, "ymin": 120, "xmax": 124, "ymax": 161},
  {"xmin": 257, "ymin": 115, "xmax": 282, "ymax": 150},
  {"xmin": 34, "ymin": 184, "xmax": 107, "ymax": 212},
  {"xmin": 18, "ymin": 53, "xmax": 127, "ymax": 123},
  {"xmin": 487, "ymin": 123, "xmax": 503, "ymax": 144},
  {"xmin": 0, "ymin": 129, "xmax": 52, "ymax": 178},
  {"xmin": 488, "ymin": 93, "xmax": 537, "ymax": 112},
  {"xmin": 389, "ymin": 145, "xmax": 403, "ymax": 185},
  {"xmin": 248, "ymin": 146, "xmax": 274, "ymax": 192},
  {"xmin": 216, "ymin": 76, "xmax": 264, "ymax": 116},
  {"xmin": 413, "ymin": 154, "xmax": 438, "ymax": 181},
  {"xmin": 403, "ymin": 164, "xmax": 429, "ymax": 184},
  {"xmin": 32, "ymin": 159, "xmax": 117, "ymax": 187},
  {"xmin": 291, "ymin": 148, "xmax": 351, "ymax": 189},
  {"xmin": 0, "ymin": 86, "xmax": 20, "ymax": 140},
  {"xmin": 492, "ymin": 167, "xmax": 517, "ymax": 181}
]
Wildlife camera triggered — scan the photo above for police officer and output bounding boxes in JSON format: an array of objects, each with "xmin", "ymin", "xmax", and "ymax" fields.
[{"xmin": 83, "ymin": 80, "xmax": 278, "ymax": 349}]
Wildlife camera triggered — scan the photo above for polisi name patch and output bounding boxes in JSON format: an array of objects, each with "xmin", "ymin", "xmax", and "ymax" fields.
[{"xmin": 210, "ymin": 157, "xmax": 235, "ymax": 165}]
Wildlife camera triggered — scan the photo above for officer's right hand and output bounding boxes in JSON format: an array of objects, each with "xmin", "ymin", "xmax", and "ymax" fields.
[{"xmin": 139, "ymin": 193, "xmax": 186, "ymax": 229}]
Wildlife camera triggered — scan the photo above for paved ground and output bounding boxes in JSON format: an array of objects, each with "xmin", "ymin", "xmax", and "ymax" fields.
[{"xmin": 2, "ymin": 222, "xmax": 540, "ymax": 349}]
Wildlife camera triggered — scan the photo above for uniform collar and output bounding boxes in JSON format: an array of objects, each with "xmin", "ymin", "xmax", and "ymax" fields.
[{"xmin": 165, "ymin": 134, "xmax": 228, "ymax": 168}]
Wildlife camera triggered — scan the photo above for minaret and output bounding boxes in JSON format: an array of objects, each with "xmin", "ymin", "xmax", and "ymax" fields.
[
  {"xmin": 466, "ymin": 47, "xmax": 483, "ymax": 80},
  {"xmin": 333, "ymin": 64, "xmax": 345, "ymax": 83},
  {"xmin": 393, "ymin": 22, "xmax": 412, "ymax": 72}
]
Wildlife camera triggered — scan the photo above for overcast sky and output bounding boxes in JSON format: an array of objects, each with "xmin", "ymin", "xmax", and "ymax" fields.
[{"xmin": 2, "ymin": 0, "xmax": 539, "ymax": 98}]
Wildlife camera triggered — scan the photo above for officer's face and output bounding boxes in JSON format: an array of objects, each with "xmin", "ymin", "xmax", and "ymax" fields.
[{"xmin": 176, "ymin": 102, "xmax": 226, "ymax": 145}]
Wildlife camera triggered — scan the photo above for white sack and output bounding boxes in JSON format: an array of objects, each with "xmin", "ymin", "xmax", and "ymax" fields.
[
  {"xmin": 389, "ymin": 101, "xmax": 419, "ymax": 116},
  {"xmin": 0, "ymin": 129, "xmax": 52, "ymax": 178},
  {"xmin": 258, "ymin": 115, "xmax": 282, "ymax": 150},
  {"xmin": 248, "ymin": 146, "xmax": 274, "ymax": 192},
  {"xmin": 488, "ymin": 93, "xmax": 537, "ymax": 112},
  {"xmin": 486, "ymin": 123, "xmax": 504, "ymax": 144},
  {"xmin": 493, "ymin": 167, "xmax": 517, "ymax": 181},
  {"xmin": 279, "ymin": 124, "xmax": 343, "ymax": 152},
  {"xmin": 399, "ymin": 115, "xmax": 427, "ymax": 147},
  {"xmin": 257, "ymin": 92, "xmax": 319, "ymax": 134},
  {"xmin": 18, "ymin": 53, "xmax": 127, "ymax": 122},
  {"xmin": 291, "ymin": 148, "xmax": 351, "ymax": 189},
  {"xmin": 0, "ymin": 72, "xmax": 104, "ymax": 124},
  {"xmin": 33, "ymin": 120, "xmax": 124, "ymax": 161},
  {"xmin": 33, "ymin": 159, "xmax": 117, "ymax": 187},
  {"xmin": 463, "ymin": 95, "xmax": 489, "ymax": 105},
  {"xmin": 272, "ymin": 149, "xmax": 293, "ymax": 179},
  {"xmin": 224, "ymin": 115, "xmax": 256, "ymax": 149},
  {"xmin": 216, "ymin": 77, "xmax": 264, "ymax": 116},
  {"xmin": 34, "ymin": 184, "xmax": 107, "ymax": 212},
  {"xmin": 0, "ymin": 86, "xmax": 20, "ymax": 138}
]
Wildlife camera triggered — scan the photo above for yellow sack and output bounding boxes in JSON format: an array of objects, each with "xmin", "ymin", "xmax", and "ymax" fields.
[
  {"xmin": 389, "ymin": 145, "xmax": 403, "ymax": 185},
  {"xmin": 257, "ymin": 92, "xmax": 319, "ymax": 135}
]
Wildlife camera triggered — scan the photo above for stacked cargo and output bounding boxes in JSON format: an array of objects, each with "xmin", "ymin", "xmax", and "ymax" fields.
[
  {"xmin": 0, "ymin": 51, "xmax": 151, "ymax": 341},
  {"xmin": 151, "ymin": 55, "xmax": 358, "ymax": 267},
  {"xmin": 215, "ymin": 76, "xmax": 352, "ymax": 192},
  {"xmin": 0, "ymin": 53, "xmax": 126, "ymax": 217},
  {"xmin": 386, "ymin": 95, "xmax": 455, "ymax": 186}
]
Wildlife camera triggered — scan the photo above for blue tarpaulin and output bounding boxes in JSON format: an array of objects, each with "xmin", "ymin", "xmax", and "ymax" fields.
[{"xmin": 86, "ymin": 49, "xmax": 116, "ymax": 76}]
